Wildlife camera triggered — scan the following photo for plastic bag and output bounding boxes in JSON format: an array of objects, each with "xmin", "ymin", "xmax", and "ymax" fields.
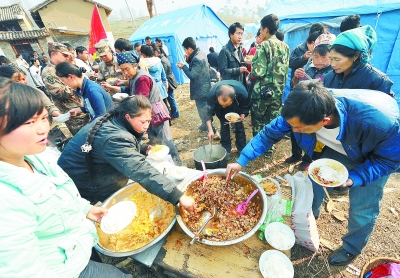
[{"xmin": 285, "ymin": 172, "xmax": 320, "ymax": 252}]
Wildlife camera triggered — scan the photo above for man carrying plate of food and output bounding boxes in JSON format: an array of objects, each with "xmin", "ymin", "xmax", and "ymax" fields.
[
  {"xmin": 226, "ymin": 80, "xmax": 400, "ymax": 267},
  {"xmin": 204, "ymin": 80, "xmax": 251, "ymax": 160}
]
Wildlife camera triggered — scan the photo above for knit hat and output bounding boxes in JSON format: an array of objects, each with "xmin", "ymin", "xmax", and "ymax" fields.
[
  {"xmin": 116, "ymin": 52, "xmax": 140, "ymax": 66},
  {"xmin": 332, "ymin": 25, "xmax": 377, "ymax": 63},
  {"xmin": 314, "ymin": 33, "xmax": 336, "ymax": 47}
]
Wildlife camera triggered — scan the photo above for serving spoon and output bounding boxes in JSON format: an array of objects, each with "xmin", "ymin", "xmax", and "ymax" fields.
[
  {"xmin": 190, "ymin": 207, "xmax": 217, "ymax": 244},
  {"xmin": 149, "ymin": 197, "xmax": 163, "ymax": 222},
  {"xmin": 236, "ymin": 189, "xmax": 259, "ymax": 216}
]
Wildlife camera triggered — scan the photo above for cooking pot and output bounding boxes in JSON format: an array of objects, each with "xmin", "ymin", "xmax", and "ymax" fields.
[
  {"xmin": 193, "ymin": 141, "xmax": 227, "ymax": 170},
  {"xmin": 176, "ymin": 169, "xmax": 268, "ymax": 246},
  {"xmin": 94, "ymin": 182, "xmax": 176, "ymax": 257}
]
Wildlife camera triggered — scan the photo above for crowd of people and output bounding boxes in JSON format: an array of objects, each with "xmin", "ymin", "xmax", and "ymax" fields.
[{"xmin": 0, "ymin": 10, "xmax": 398, "ymax": 276}]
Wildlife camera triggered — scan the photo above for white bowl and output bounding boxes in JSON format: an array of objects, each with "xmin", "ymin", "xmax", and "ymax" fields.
[
  {"xmin": 264, "ymin": 222, "xmax": 295, "ymax": 251},
  {"xmin": 171, "ymin": 166, "xmax": 188, "ymax": 180},
  {"xmin": 148, "ymin": 145, "xmax": 170, "ymax": 161},
  {"xmin": 100, "ymin": 200, "xmax": 137, "ymax": 234},
  {"xmin": 112, "ymin": 93, "xmax": 129, "ymax": 101},
  {"xmin": 154, "ymin": 161, "xmax": 173, "ymax": 175},
  {"xmin": 259, "ymin": 250, "xmax": 294, "ymax": 278},
  {"xmin": 225, "ymin": 112, "xmax": 240, "ymax": 122},
  {"xmin": 308, "ymin": 158, "xmax": 348, "ymax": 187},
  {"xmin": 53, "ymin": 112, "xmax": 71, "ymax": 123}
]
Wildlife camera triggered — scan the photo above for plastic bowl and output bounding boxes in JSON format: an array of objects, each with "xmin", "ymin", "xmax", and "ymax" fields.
[
  {"xmin": 112, "ymin": 93, "xmax": 129, "ymax": 101},
  {"xmin": 308, "ymin": 158, "xmax": 348, "ymax": 187},
  {"xmin": 100, "ymin": 201, "xmax": 137, "ymax": 234},
  {"xmin": 53, "ymin": 112, "xmax": 71, "ymax": 123},
  {"xmin": 148, "ymin": 145, "xmax": 170, "ymax": 161},
  {"xmin": 225, "ymin": 112, "xmax": 240, "ymax": 122},
  {"xmin": 171, "ymin": 166, "xmax": 188, "ymax": 180},
  {"xmin": 264, "ymin": 222, "xmax": 295, "ymax": 251},
  {"xmin": 259, "ymin": 250, "xmax": 294, "ymax": 278}
]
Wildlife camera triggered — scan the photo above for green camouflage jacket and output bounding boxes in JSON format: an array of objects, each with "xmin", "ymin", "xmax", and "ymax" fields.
[
  {"xmin": 251, "ymin": 35, "xmax": 289, "ymax": 100},
  {"xmin": 42, "ymin": 62, "xmax": 82, "ymax": 113},
  {"xmin": 97, "ymin": 55, "xmax": 124, "ymax": 81}
]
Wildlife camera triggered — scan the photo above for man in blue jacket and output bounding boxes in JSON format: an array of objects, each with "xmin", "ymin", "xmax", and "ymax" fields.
[{"xmin": 226, "ymin": 81, "xmax": 400, "ymax": 266}]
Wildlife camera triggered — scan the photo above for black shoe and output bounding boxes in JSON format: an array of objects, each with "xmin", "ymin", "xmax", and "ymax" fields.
[
  {"xmin": 328, "ymin": 248, "xmax": 357, "ymax": 266},
  {"xmin": 297, "ymin": 161, "xmax": 310, "ymax": 171},
  {"xmin": 284, "ymin": 155, "xmax": 301, "ymax": 163},
  {"xmin": 264, "ymin": 149, "xmax": 273, "ymax": 158}
]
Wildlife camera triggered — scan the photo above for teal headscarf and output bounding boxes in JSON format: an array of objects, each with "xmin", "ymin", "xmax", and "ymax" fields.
[{"xmin": 332, "ymin": 25, "xmax": 377, "ymax": 63}]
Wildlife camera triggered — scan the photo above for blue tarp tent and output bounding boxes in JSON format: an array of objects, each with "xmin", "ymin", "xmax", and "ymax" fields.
[
  {"xmin": 129, "ymin": 4, "xmax": 228, "ymax": 84},
  {"xmin": 265, "ymin": 0, "xmax": 400, "ymax": 104}
]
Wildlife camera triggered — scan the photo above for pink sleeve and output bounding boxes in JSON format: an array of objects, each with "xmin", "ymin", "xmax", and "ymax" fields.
[{"xmin": 135, "ymin": 76, "xmax": 153, "ymax": 99}]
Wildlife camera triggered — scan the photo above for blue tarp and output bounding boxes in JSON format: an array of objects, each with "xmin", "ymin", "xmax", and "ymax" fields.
[
  {"xmin": 265, "ymin": 0, "xmax": 400, "ymax": 105},
  {"xmin": 129, "ymin": 4, "xmax": 228, "ymax": 84}
]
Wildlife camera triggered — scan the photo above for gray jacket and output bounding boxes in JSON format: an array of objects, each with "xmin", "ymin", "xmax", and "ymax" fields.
[
  {"xmin": 182, "ymin": 48, "xmax": 211, "ymax": 100},
  {"xmin": 160, "ymin": 54, "xmax": 178, "ymax": 90}
]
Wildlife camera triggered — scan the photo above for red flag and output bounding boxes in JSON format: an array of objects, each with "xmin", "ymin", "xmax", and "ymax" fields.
[{"xmin": 88, "ymin": 5, "xmax": 107, "ymax": 54}]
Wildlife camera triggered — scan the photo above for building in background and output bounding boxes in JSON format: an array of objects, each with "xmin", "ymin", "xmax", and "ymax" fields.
[
  {"xmin": 30, "ymin": 0, "xmax": 114, "ymax": 49},
  {"xmin": 0, "ymin": 3, "xmax": 49, "ymax": 60}
]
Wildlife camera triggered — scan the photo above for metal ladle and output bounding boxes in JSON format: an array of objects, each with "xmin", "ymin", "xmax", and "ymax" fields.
[
  {"xmin": 190, "ymin": 207, "xmax": 216, "ymax": 245},
  {"xmin": 149, "ymin": 197, "xmax": 163, "ymax": 222}
]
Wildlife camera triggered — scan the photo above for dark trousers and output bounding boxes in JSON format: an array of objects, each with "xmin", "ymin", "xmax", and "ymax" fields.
[
  {"xmin": 166, "ymin": 87, "xmax": 180, "ymax": 118},
  {"xmin": 219, "ymin": 118, "xmax": 246, "ymax": 153},
  {"xmin": 290, "ymin": 131, "xmax": 312, "ymax": 162}
]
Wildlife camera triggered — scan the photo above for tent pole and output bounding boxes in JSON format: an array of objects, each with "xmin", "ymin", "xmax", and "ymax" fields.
[{"xmin": 124, "ymin": 0, "xmax": 138, "ymax": 28}]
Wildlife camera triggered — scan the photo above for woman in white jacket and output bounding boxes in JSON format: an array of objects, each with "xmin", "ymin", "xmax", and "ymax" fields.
[{"xmin": 0, "ymin": 78, "xmax": 131, "ymax": 277}]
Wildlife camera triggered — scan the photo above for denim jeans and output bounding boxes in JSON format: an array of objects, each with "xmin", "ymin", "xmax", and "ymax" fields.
[
  {"xmin": 195, "ymin": 98, "xmax": 209, "ymax": 130},
  {"xmin": 219, "ymin": 117, "xmax": 246, "ymax": 153},
  {"xmin": 311, "ymin": 147, "xmax": 389, "ymax": 255},
  {"xmin": 78, "ymin": 260, "xmax": 132, "ymax": 278},
  {"xmin": 167, "ymin": 87, "xmax": 180, "ymax": 118}
]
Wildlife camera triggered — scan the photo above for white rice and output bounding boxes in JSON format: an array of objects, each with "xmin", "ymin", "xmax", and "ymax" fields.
[
  {"xmin": 318, "ymin": 165, "xmax": 343, "ymax": 182},
  {"xmin": 265, "ymin": 225, "xmax": 294, "ymax": 250},
  {"xmin": 262, "ymin": 253, "xmax": 293, "ymax": 278}
]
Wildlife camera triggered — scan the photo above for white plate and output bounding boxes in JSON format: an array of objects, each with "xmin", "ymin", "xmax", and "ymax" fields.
[
  {"xmin": 225, "ymin": 112, "xmax": 240, "ymax": 122},
  {"xmin": 100, "ymin": 201, "xmax": 137, "ymax": 234},
  {"xmin": 259, "ymin": 250, "xmax": 294, "ymax": 278},
  {"xmin": 53, "ymin": 112, "xmax": 71, "ymax": 123},
  {"xmin": 264, "ymin": 222, "xmax": 295, "ymax": 251},
  {"xmin": 148, "ymin": 145, "xmax": 170, "ymax": 161},
  {"xmin": 112, "ymin": 93, "xmax": 129, "ymax": 101},
  {"xmin": 308, "ymin": 158, "xmax": 348, "ymax": 187},
  {"xmin": 171, "ymin": 166, "xmax": 188, "ymax": 180}
]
